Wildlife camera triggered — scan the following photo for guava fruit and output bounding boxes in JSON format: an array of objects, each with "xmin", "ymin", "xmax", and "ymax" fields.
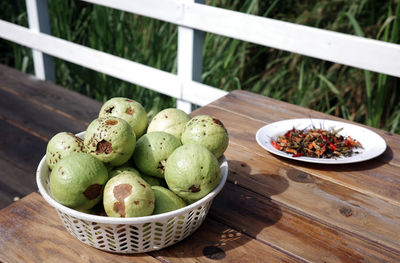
[
  {"xmin": 110, "ymin": 165, "xmax": 161, "ymax": 186},
  {"xmin": 98, "ymin": 97, "xmax": 148, "ymax": 138},
  {"xmin": 151, "ymin": 186, "xmax": 186, "ymax": 214},
  {"xmin": 103, "ymin": 171, "xmax": 155, "ymax": 217},
  {"xmin": 147, "ymin": 108, "xmax": 191, "ymax": 140},
  {"xmin": 84, "ymin": 116, "xmax": 136, "ymax": 166},
  {"xmin": 181, "ymin": 115, "xmax": 228, "ymax": 158},
  {"xmin": 49, "ymin": 153, "xmax": 108, "ymax": 210},
  {"xmin": 164, "ymin": 143, "xmax": 221, "ymax": 204},
  {"xmin": 46, "ymin": 132, "xmax": 85, "ymax": 169},
  {"xmin": 133, "ymin": 131, "xmax": 181, "ymax": 178}
]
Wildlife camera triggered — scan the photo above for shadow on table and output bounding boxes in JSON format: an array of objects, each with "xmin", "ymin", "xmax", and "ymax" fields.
[{"xmin": 153, "ymin": 159, "xmax": 288, "ymax": 260}]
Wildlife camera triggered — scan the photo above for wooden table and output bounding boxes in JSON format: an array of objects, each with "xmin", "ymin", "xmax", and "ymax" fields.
[{"xmin": 1, "ymin": 66, "xmax": 400, "ymax": 262}]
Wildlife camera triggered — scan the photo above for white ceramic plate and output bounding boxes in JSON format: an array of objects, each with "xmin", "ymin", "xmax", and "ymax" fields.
[{"xmin": 255, "ymin": 118, "xmax": 387, "ymax": 164}]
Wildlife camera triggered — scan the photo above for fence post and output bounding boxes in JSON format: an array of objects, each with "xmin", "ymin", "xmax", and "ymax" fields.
[
  {"xmin": 26, "ymin": 0, "xmax": 55, "ymax": 82},
  {"xmin": 177, "ymin": 0, "xmax": 205, "ymax": 113}
]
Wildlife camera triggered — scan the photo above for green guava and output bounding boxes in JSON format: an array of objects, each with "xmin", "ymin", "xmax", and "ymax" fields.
[
  {"xmin": 147, "ymin": 108, "xmax": 191, "ymax": 140},
  {"xmin": 133, "ymin": 131, "xmax": 181, "ymax": 178},
  {"xmin": 110, "ymin": 165, "xmax": 161, "ymax": 186},
  {"xmin": 98, "ymin": 97, "xmax": 148, "ymax": 138},
  {"xmin": 103, "ymin": 171, "xmax": 155, "ymax": 217},
  {"xmin": 49, "ymin": 153, "xmax": 109, "ymax": 210},
  {"xmin": 84, "ymin": 116, "xmax": 136, "ymax": 166},
  {"xmin": 181, "ymin": 115, "xmax": 229, "ymax": 158},
  {"xmin": 151, "ymin": 186, "xmax": 186, "ymax": 214},
  {"xmin": 164, "ymin": 143, "xmax": 221, "ymax": 204},
  {"xmin": 46, "ymin": 132, "xmax": 86, "ymax": 169}
]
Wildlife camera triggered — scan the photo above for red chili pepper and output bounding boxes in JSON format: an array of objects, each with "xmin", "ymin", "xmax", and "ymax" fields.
[
  {"xmin": 292, "ymin": 153, "xmax": 304, "ymax": 157},
  {"xmin": 270, "ymin": 139, "xmax": 281, "ymax": 150},
  {"xmin": 328, "ymin": 142, "xmax": 337, "ymax": 151},
  {"xmin": 322, "ymin": 135, "xmax": 337, "ymax": 151}
]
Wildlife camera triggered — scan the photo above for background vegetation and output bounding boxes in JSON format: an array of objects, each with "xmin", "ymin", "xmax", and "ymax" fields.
[{"xmin": 1, "ymin": 0, "xmax": 399, "ymax": 133}]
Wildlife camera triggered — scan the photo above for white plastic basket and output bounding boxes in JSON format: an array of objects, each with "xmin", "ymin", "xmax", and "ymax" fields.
[{"xmin": 36, "ymin": 133, "xmax": 228, "ymax": 254}]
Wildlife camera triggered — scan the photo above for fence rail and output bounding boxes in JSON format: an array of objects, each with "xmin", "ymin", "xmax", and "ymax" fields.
[{"xmin": 1, "ymin": 0, "xmax": 399, "ymax": 111}]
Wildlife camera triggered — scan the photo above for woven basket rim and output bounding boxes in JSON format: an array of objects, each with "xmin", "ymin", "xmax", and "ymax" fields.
[{"xmin": 36, "ymin": 133, "xmax": 228, "ymax": 224}]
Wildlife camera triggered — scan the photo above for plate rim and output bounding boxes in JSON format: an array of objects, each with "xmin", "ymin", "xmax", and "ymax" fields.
[{"xmin": 255, "ymin": 118, "xmax": 387, "ymax": 164}]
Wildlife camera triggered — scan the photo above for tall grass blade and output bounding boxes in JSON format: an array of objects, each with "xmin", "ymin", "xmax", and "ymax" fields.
[{"xmin": 345, "ymin": 12, "xmax": 375, "ymax": 126}]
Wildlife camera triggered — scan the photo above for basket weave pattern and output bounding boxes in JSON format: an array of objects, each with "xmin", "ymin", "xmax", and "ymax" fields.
[
  {"xmin": 55, "ymin": 201, "xmax": 212, "ymax": 253},
  {"xmin": 37, "ymin": 153, "xmax": 228, "ymax": 253}
]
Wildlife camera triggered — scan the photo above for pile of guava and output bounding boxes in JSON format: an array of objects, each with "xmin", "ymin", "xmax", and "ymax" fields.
[{"xmin": 46, "ymin": 97, "xmax": 228, "ymax": 218}]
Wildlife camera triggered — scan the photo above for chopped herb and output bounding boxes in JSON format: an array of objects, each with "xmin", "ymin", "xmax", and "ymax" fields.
[{"xmin": 271, "ymin": 127, "xmax": 363, "ymax": 159}]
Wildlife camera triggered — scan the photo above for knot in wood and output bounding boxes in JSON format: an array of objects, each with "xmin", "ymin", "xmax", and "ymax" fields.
[{"xmin": 339, "ymin": 207, "xmax": 353, "ymax": 217}]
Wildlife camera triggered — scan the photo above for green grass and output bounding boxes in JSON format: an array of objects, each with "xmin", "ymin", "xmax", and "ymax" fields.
[{"xmin": 0, "ymin": 0, "xmax": 399, "ymax": 133}]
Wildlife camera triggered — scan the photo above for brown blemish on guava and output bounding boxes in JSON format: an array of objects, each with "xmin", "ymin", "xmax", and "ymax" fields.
[
  {"xmin": 189, "ymin": 185, "xmax": 200, "ymax": 193},
  {"xmin": 134, "ymin": 200, "xmax": 140, "ymax": 205},
  {"xmin": 212, "ymin": 118, "xmax": 224, "ymax": 127},
  {"xmin": 113, "ymin": 202, "xmax": 126, "ymax": 218},
  {"xmin": 83, "ymin": 184, "xmax": 102, "ymax": 200},
  {"xmin": 96, "ymin": 140, "xmax": 113, "ymax": 154},
  {"xmin": 125, "ymin": 107, "xmax": 134, "ymax": 115},
  {"xmin": 114, "ymin": 184, "xmax": 132, "ymax": 200},
  {"xmin": 105, "ymin": 119, "xmax": 118, "ymax": 125},
  {"xmin": 113, "ymin": 184, "xmax": 133, "ymax": 217}
]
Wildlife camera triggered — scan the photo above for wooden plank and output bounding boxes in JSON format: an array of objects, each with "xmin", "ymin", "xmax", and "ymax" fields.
[
  {"xmin": 0, "ymin": 119, "xmax": 45, "ymax": 209},
  {"xmin": 193, "ymin": 94, "xmax": 400, "ymax": 207},
  {"xmin": 151, "ymin": 218, "xmax": 302, "ymax": 263},
  {"xmin": 0, "ymin": 119, "xmax": 46, "ymax": 175},
  {"xmin": 0, "ymin": 157, "xmax": 37, "ymax": 209},
  {"xmin": 224, "ymin": 144, "xmax": 400, "ymax": 252},
  {"xmin": 0, "ymin": 83, "xmax": 88, "ymax": 140},
  {"xmin": 190, "ymin": 93, "xmax": 400, "ymax": 251},
  {"xmin": 0, "ymin": 193, "xmax": 160, "ymax": 263},
  {"xmin": 0, "ymin": 184, "xmax": 21, "ymax": 211},
  {"xmin": 0, "ymin": 192, "xmax": 302, "ymax": 263},
  {"xmin": 0, "ymin": 64, "xmax": 100, "ymax": 127},
  {"xmin": 209, "ymin": 182, "xmax": 400, "ymax": 262}
]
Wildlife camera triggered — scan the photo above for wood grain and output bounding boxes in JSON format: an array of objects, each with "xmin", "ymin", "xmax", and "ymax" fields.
[
  {"xmin": 0, "ymin": 192, "xmax": 304, "ymax": 263},
  {"xmin": 0, "ymin": 193, "xmax": 159, "ymax": 263},
  {"xmin": 193, "ymin": 99, "xmax": 400, "ymax": 207},
  {"xmin": 0, "ymin": 157, "xmax": 37, "ymax": 209},
  {"xmin": 0, "ymin": 118, "xmax": 46, "ymax": 177},
  {"xmin": 0, "ymin": 64, "xmax": 101, "ymax": 125},
  {"xmin": 210, "ymin": 182, "xmax": 400, "ymax": 262},
  {"xmin": 0, "ymin": 85, "xmax": 88, "ymax": 140},
  {"xmin": 151, "ymin": 218, "xmax": 302, "ymax": 263},
  {"xmin": 222, "ymin": 144, "xmax": 400, "ymax": 252}
]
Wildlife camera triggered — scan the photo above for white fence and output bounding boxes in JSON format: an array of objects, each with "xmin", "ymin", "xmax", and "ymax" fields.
[{"xmin": 1, "ymin": 0, "xmax": 400, "ymax": 112}]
